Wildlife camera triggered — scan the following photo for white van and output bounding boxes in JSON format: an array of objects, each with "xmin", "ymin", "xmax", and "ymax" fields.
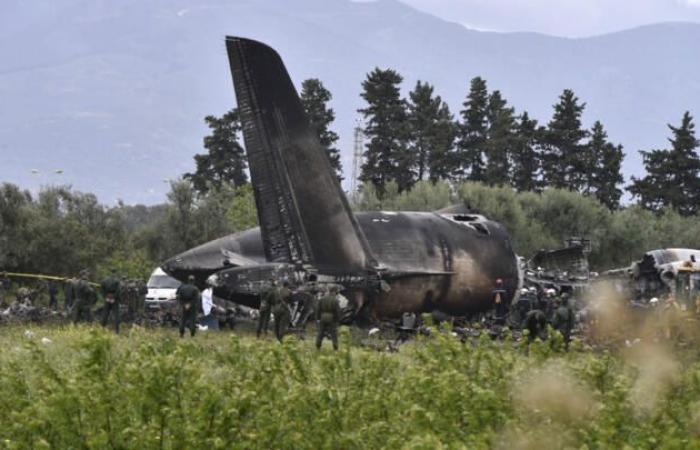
[{"xmin": 146, "ymin": 267, "xmax": 181, "ymax": 303}]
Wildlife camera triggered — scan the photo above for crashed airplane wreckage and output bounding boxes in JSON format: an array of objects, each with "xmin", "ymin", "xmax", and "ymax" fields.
[
  {"xmin": 162, "ymin": 37, "xmax": 521, "ymax": 323},
  {"xmin": 602, "ymin": 249, "xmax": 700, "ymax": 308}
]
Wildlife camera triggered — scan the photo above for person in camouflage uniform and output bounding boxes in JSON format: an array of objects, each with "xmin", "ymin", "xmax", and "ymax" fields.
[
  {"xmin": 0, "ymin": 272, "xmax": 10, "ymax": 307},
  {"xmin": 100, "ymin": 269, "xmax": 121, "ymax": 333},
  {"xmin": 73, "ymin": 270, "xmax": 97, "ymax": 323},
  {"xmin": 177, "ymin": 275, "xmax": 200, "ymax": 338},
  {"xmin": 316, "ymin": 285, "xmax": 341, "ymax": 350},
  {"xmin": 257, "ymin": 278, "xmax": 277, "ymax": 338},
  {"xmin": 47, "ymin": 280, "xmax": 59, "ymax": 310},
  {"xmin": 272, "ymin": 281, "xmax": 293, "ymax": 342},
  {"xmin": 523, "ymin": 308, "xmax": 547, "ymax": 342},
  {"xmin": 137, "ymin": 278, "xmax": 147, "ymax": 319},
  {"xmin": 551, "ymin": 293, "xmax": 575, "ymax": 348},
  {"xmin": 63, "ymin": 277, "xmax": 76, "ymax": 311}
]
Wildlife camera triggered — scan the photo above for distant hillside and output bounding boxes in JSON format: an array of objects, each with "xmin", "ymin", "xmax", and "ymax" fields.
[{"xmin": 1, "ymin": 0, "xmax": 698, "ymax": 203}]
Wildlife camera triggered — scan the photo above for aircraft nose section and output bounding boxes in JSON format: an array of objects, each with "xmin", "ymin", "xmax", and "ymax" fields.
[{"xmin": 161, "ymin": 254, "xmax": 189, "ymax": 280}]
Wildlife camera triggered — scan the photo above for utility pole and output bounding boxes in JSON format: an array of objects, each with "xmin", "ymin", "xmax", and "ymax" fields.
[{"xmin": 350, "ymin": 119, "xmax": 364, "ymax": 200}]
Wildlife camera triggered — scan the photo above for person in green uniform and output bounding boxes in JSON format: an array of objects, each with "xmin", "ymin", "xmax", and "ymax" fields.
[
  {"xmin": 551, "ymin": 293, "xmax": 574, "ymax": 348},
  {"xmin": 273, "ymin": 281, "xmax": 293, "ymax": 342},
  {"xmin": 523, "ymin": 308, "xmax": 547, "ymax": 342},
  {"xmin": 100, "ymin": 269, "xmax": 121, "ymax": 333},
  {"xmin": 316, "ymin": 285, "xmax": 341, "ymax": 350},
  {"xmin": 64, "ymin": 276, "xmax": 76, "ymax": 311},
  {"xmin": 176, "ymin": 275, "xmax": 200, "ymax": 337},
  {"xmin": 257, "ymin": 278, "xmax": 277, "ymax": 338},
  {"xmin": 73, "ymin": 269, "xmax": 96, "ymax": 323}
]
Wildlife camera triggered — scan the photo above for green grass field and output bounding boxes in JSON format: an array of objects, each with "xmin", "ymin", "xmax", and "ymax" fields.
[{"xmin": 1, "ymin": 324, "xmax": 700, "ymax": 449}]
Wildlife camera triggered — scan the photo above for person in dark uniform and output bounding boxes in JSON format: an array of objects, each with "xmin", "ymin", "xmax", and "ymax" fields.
[
  {"xmin": 176, "ymin": 275, "xmax": 200, "ymax": 338},
  {"xmin": 73, "ymin": 270, "xmax": 96, "ymax": 323},
  {"xmin": 316, "ymin": 286, "xmax": 341, "ymax": 350},
  {"xmin": 100, "ymin": 269, "xmax": 121, "ymax": 333},
  {"xmin": 257, "ymin": 278, "xmax": 277, "ymax": 338},
  {"xmin": 551, "ymin": 293, "xmax": 574, "ymax": 348},
  {"xmin": 272, "ymin": 281, "xmax": 292, "ymax": 342},
  {"xmin": 523, "ymin": 308, "xmax": 547, "ymax": 342},
  {"xmin": 493, "ymin": 278, "xmax": 508, "ymax": 325},
  {"xmin": 63, "ymin": 277, "xmax": 75, "ymax": 311},
  {"xmin": 47, "ymin": 280, "xmax": 59, "ymax": 310},
  {"xmin": 0, "ymin": 272, "xmax": 10, "ymax": 307}
]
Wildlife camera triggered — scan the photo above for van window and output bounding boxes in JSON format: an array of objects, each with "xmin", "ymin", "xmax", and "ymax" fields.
[{"xmin": 148, "ymin": 275, "xmax": 181, "ymax": 289}]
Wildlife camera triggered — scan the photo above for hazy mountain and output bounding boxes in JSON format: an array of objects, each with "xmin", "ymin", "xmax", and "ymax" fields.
[{"xmin": 1, "ymin": 0, "xmax": 698, "ymax": 204}]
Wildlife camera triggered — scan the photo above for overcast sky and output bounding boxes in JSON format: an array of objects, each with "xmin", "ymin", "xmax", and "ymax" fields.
[{"xmin": 398, "ymin": 0, "xmax": 700, "ymax": 37}]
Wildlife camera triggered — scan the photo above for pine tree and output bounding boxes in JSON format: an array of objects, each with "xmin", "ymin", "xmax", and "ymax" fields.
[
  {"xmin": 541, "ymin": 89, "xmax": 589, "ymax": 190},
  {"xmin": 483, "ymin": 90, "xmax": 516, "ymax": 186},
  {"xmin": 407, "ymin": 81, "xmax": 457, "ymax": 183},
  {"xmin": 358, "ymin": 68, "xmax": 411, "ymax": 193},
  {"xmin": 629, "ymin": 111, "xmax": 700, "ymax": 215},
  {"xmin": 300, "ymin": 78, "xmax": 343, "ymax": 180},
  {"xmin": 456, "ymin": 77, "xmax": 489, "ymax": 181},
  {"xmin": 587, "ymin": 121, "xmax": 624, "ymax": 209},
  {"xmin": 185, "ymin": 109, "xmax": 248, "ymax": 195},
  {"xmin": 511, "ymin": 111, "xmax": 542, "ymax": 192}
]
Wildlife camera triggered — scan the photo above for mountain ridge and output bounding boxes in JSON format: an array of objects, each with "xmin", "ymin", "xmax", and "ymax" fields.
[{"xmin": 0, "ymin": 0, "xmax": 698, "ymax": 204}]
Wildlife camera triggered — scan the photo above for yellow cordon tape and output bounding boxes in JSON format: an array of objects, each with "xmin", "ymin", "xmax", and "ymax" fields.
[{"xmin": 1, "ymin": 272, "xmax": 100, "ymax": 287}]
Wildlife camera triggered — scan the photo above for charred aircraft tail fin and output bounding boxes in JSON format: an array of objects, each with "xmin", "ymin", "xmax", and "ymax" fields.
[{"xmin": 225, "ymin": 37, "xmax": 376, "ymax": 274}]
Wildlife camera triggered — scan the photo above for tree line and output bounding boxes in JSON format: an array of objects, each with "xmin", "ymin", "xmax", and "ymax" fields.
[
  {"xmin": 188, "ymin": 71, "xmax": 699, "ymax": 217},
  {"xmin": 358, "ymin": 69, "xmax": 699, "ymax": 215}
]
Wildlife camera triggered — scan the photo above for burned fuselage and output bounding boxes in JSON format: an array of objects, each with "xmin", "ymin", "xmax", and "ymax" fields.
[{"xmin": 163, "ymin": 210, "xmax": 520, "ymax": 320}]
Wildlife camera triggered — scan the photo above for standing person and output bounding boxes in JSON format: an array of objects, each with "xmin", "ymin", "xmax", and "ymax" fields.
[
  {"xmin": 257, "ymin": 278, "xmax": 277, "ymax": 338},
  {"xmin": 47, "ymin": 280, "xmax": 59, "ymax": 310},
  {"xmin": 316, "ymin": 286, "xmax": 341, "ymax": 350},
  {"xmin": 272, "ymin": 281, "xmax": 292, "ymax": 342},
  {"xmin": 118, "ymin": 276, "xmax": 130, "ymax": 320},
  {"xmin": 100, "ymin": 269, "xmax": 121, "ymax": 333},
  {"xmin": 0, "ymin": 272, "xmax": 10, "ymax": 307},
  {"xmin": 73, "ymin": 270, "xmax": 96, "ymax": 323},
  {"xmin": 137, "ymin": 278, "xmax": 148, "ymax": 319},
  {"xmin": 176, "ymin": 275, "xmax": 200, "ymax": 338},
  {"xmin": 126, "ymin": 279, "xmax": 138, "ymax": 321},
  {"xmin": 63, "ymin": 277, "xmax": 75, "ymax": 311},
  {"xmin": 493, "ymin": 279, "xmax": 508, "ymax": 325},
  {"xmin": 662, "ymin": 293, "xmax": 681, "ymax": 340},
  {"xmin": 200, "ymin": 281, "xmax": 218, "ymax": 330},
  {"xmin": 551, "ymin": 293, "xmax": 574, "ymax": 348}
]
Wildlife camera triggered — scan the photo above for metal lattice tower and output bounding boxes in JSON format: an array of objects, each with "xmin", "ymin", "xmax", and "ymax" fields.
[{"xmin": 350, "ymin": 120, "xmax": 364, "ymax": 196}]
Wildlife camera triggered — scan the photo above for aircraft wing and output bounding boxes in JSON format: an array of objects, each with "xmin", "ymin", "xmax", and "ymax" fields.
[{"xmin": 225, "ymin": 36, "xmax": 377, "ymax": 274}]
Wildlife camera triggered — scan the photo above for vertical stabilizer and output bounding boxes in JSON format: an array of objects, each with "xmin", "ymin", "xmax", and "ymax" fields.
[{"xmin": 226, "ymin": 37, "xmax": 376, "ymax": 273}]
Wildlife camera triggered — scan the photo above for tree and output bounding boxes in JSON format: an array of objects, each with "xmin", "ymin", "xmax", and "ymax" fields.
[
  {"xmin": 456, "ymin": 77, "xmax": 489, "ymax": 181},
  {"xmin": 300, "ymin": 78, "xmax": 343, "ymax": 180},
  {"xmin": 407, "ymin": 81, "xmax": 457, "ymax": 183},
  {"xmin": 510, "ymin": 111, "xmax": 542, "ymax": 192},
  {"xmin": 541, "ymin": 89, "xmax": 589, "ymax": 190},
  {"xmin": 587, "ymin": 121, "xmax": 624, "ymax": 209},
  {"xmin": 483, "ymin": 90, "xmax": 516, "ymax": 186},
  {"xmin": 629, "ymin": 111, "xmax": 700, "ymax": 215},
  {"xmin": 358, "ymin": 68, "xmax": 411, "ymax": 194},
  {"xmin": 185, "ymin": 109, "xmax": 248, "ymax": 195}
]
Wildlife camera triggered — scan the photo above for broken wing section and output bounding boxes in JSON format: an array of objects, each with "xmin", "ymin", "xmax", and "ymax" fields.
[{"xmin": 225, "ymin": 36, "xmax": 376, "ymax": 273}]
